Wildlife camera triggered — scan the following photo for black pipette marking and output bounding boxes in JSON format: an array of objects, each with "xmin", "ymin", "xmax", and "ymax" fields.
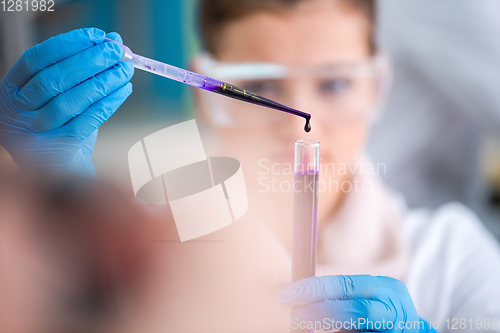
[{"xmin": 208, "ymin": 82, "xmax": 312, "ymax": 133}]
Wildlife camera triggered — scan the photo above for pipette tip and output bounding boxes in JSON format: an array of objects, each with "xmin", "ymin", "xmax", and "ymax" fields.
[{"xmin": 304, "ymin": 119, "xmax": 311, "ymax": 133}]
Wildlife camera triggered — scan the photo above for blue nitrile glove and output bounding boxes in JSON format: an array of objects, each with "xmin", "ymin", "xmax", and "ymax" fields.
[
  {"xmin": 279, "ymin": 275, "xmax": 438, "ymax": 332},
  {"xmin": 0, "ymin": 28, "xmax": 134, "ymax": 176}
]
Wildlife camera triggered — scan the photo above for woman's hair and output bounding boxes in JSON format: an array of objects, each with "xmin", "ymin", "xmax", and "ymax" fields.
[{"xmin": 199, "ymin": 0, "xmax": 376, "ymax": 56}]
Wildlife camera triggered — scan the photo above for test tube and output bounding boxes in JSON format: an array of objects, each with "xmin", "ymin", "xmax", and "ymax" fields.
[{"xmin": 291, "ymin": 140, "xmax": 320, "ymax": 333}]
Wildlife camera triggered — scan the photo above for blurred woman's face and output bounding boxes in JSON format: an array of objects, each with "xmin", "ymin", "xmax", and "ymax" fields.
[{"xmin": 196, "ymin": 0, "xmax": 377, "ymax": 246}]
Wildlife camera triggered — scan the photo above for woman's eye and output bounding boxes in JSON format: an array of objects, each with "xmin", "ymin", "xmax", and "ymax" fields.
[
  {"xmin": 319, "ymin": 78, "xmax": 352, "ymax": 95},
  {"xmin": 240, "ymin": 81, "xmax": 281, "ymax": 96}
]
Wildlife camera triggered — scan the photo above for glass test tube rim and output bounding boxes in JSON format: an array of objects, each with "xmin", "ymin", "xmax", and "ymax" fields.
[
  {"xmin": 295, "ymin": 139, "xmax": 320, "ymax": 148},
  {"xmin": 295, "ymin": 140, "xmax": 320, "ymax": 174}
]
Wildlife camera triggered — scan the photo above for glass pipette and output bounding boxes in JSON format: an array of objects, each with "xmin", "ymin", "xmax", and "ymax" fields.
[{"xmin": 104, "ymin": 38, "xmax": 311, "ymax": 132}]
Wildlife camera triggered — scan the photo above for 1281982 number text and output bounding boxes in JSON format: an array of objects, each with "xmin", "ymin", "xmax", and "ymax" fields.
[{"xmin": 2, "ymin": 0, "xmax": 54, "ymax": 11}]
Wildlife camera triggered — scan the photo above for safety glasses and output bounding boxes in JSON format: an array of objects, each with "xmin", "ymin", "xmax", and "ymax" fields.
[{"xmin": 193, "ymin": 53, "xmax": 392, "ymax": 129}]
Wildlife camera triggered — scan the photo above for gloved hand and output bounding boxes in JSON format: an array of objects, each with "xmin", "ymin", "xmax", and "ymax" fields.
[
  {"xmin": 279, "ymin": 275, "xmax": 438, "ymax": 332},
  {"xmin": 0, "ymin": 28, "xmax": 134, "ymax": 176}
]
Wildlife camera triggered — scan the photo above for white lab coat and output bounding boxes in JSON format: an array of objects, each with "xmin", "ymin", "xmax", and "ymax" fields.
[
  {"xmin": 312, "ymin": 167, "xmax": 500, "ymax": 332},
  {"xmin": 404, "ymin": 203, "xmax": 500, "ymax": 332},
  {"xmin": 138, "ymin": 168, "xmax": 500, "ymax": 332}
]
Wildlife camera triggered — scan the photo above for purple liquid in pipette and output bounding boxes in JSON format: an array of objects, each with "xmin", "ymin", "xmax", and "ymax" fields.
[{"xmin": 203, "ymin": 80, "xmax": 312, "ymax": 133}]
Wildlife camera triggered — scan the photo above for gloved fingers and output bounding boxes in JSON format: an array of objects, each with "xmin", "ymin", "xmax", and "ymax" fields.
[
  {"xmin": 279, "ymin": 275, "xmax": 406, "ymax": 306},
  {"xmin": 292, "ymin": 299, "xmax": 396, "ymax": 331},
  {"xmin": 4, "ymin": 28, "xmax": 106, "ymax": 89},
  {"xmin": 32, "ymin": 61, "xmax": 134, "ymax": 132},
  {"xmin": 81, "ymin": 130, "xmax": 98, "ymax": 158},
  {"xmin": 105, "ymin": 32, "xmax": 123, "ymax": 44},
  {"xmin": 15, "ymin": 38, "xmax": 124, "ymax": 111},
  {"xmin": 61, "ymin": 82, "xmax": 132, "ymax": 142}
]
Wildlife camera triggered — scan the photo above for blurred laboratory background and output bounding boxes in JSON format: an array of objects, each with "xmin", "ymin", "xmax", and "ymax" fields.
[{"xmin": 0, "ymin": 0, "xmax": 499, "ymax": 238}]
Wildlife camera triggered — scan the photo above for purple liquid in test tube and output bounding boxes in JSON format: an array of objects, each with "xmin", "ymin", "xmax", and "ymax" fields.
[{"xmin": 291, "ymin": 140, "xmax": 319, "ymax": 333}]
